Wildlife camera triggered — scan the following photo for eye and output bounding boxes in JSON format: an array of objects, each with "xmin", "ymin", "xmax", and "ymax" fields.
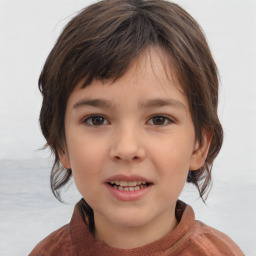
[
  {"xmin": 147, "ymin": 115, "xmax": 173, "ymax": 126},
  {"xmin": 83, "ymin": 115, "xmax": 108, "ymax": 126}
]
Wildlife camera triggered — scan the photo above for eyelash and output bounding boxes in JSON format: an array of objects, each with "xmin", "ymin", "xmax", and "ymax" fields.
[
  {"xmin": 147, "ymin": 115, "xmax": 174, "ymax": 126},
  {"xmin": 82, "ymin": 114, "xmax": 109, "ymax": 126},
  {"xmin": 82, "ymin": 114, "xmax": 174, "ymax": 126}
]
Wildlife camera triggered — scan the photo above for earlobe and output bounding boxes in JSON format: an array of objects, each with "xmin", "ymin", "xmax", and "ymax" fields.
[
  {"xmin": 189, "ymin": 129, "xmax": 212, "ymax": 170},
  {"xmin": 58, "ymin": 150, "xmax": 71, "ymax": 169}
]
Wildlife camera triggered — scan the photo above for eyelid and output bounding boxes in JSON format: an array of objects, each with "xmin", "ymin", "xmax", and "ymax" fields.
[
  {"xmin": 82, "ymin": 114, "xmax": 110, "ymax": 126},
  {"xmin": 81, "ymin": 114, "xmax": 175, "ymax": 126},
  {"xmin": 147, "ymin": 114, "xmax": 175, "ymax": 125}
]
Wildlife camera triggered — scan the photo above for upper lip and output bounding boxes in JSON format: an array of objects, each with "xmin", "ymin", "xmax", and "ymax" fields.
[{"xmin": 104, "ymin": 174, "xmax": 153, "ymax": 184}]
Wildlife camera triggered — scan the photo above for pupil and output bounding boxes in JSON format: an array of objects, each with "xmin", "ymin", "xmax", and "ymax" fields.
[
  {"xmin": 92, "ymin": 116, "xmax": 104, "ymax": 125},
  {"xmin": 153, "ymin": 116, "xmax": 165, "ymax": 125}
]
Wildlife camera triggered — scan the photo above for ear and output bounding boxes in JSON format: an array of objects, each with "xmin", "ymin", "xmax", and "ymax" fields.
[
  {"xmin": 58, "ymin": 149, "xmax": 71, "ymax": 169},
  {"xmin": 189, "ymin": 128, "xmax": 212, "ymax": 170}
]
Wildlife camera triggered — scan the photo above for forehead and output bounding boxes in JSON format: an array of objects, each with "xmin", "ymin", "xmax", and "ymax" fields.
[
  {"xmin": 66, "ymin": 47, "xmax": 189, "ymax": 113},
  {"xmin": 125, "ymin": 47, "xmax": 178, "ymax": 83},
  {"xmin": 79, "ymin": 46, "xmax": 182, "ymax": 94}
]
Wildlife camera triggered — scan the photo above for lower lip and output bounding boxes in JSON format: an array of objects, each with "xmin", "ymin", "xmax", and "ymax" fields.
[{"xmin": 105, "ymin": 183, "xmax": 152, "ymax": 201}]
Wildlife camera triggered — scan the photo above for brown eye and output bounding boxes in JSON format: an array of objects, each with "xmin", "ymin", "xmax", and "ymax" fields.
[
  {"xmin": 92, "ymin": 116, "xmax": 105, "ymax": 125},
  {"xmin": 148, "ymin": 116, "xmax": 172, "ymax": 126},
  {"xmin": 83, "ymin": 115, "xmax": 108, "ymax": 126},
  {"xmin": 152, "ymin": 116, "xmax": 165, "ymax": 125}
]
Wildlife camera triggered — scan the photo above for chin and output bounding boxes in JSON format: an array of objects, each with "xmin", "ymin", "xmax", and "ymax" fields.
[{"xmin": 109, "ymin": 210, "xmax": 154, "ymax": 228}]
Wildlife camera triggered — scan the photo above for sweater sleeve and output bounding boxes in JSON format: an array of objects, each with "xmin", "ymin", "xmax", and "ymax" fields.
[
  {"xmin": 185, "ymin": 221, "xmax": 245, "ymax": 256},
  {"xmin": 29, "ymin": 225, "xmax": 74, "ymax": 256}
]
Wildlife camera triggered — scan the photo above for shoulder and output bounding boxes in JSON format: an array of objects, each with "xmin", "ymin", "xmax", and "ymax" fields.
[
  {"xmin": 187, "ymin": 221, "xmax": 244, "ymax": 256},
  {"xmin": 29, "ymin": 224, "xmax": 73, "ymax": 256}
]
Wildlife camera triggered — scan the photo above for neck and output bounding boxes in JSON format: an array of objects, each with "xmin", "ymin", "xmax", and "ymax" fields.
[{"xmin": 94, "ymin": 208, "xmax": 178, "ymax": 249}]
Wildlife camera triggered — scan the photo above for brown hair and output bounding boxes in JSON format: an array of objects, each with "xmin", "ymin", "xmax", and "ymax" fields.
[{"xmin": 39, "ymin": 0, "xmax": 223, "ymax": 202}]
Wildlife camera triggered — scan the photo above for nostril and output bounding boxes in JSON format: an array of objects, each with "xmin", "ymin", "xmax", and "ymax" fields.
[
  {"xmin": 114, "ymin": 156, "xmax": 139, "ymax": 160},
  {"xmin": 110, "ymin": 145, "xmax": 145, "ymax": 161}
]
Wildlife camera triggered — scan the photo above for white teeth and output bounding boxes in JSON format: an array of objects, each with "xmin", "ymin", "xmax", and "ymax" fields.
[
  {"xmin": 128, "ymin": 186, "xmax": 141, "ymax": 191},
  {"xmin": 112, "ymin": 184, "xmax": 148, "ymax": 192},
  {"xmin": 120, "ymin": 181, "xmax": 128, "ymax": 186},
  {"xmin": 118, "ymin": 186, "xmax": 124, "ymax": 191},
  {"xmin": 127, "ymin": 181, "xmax": 137, "ymax": 186},
  {"xmin": 110, "ymin": 180, "xmax": 148, "ymax": 186},
  {"xmin": 137, "ymin": 181, "xmax": 147, "ymax": 185}
]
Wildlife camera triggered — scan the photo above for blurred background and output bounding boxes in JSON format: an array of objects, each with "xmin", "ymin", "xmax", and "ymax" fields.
[{"xmin": 0, "ymin": 0, "xmax": 255, "ymax": 255}]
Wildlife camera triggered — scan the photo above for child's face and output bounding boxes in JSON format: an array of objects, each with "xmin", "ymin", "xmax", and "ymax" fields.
[{"xmin": 60, "ymin": 48, "xmax": 206, "ymax": 238}]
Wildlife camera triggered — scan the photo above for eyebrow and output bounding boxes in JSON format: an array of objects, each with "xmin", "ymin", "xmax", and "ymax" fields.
[
  {"xmin": 73, "ymin": 99, "xmax": 114, "ymax": 109},
  {"xmin": 138, "ymin": 98, "xmax": 186, "ymax": 111},
  {"xmin": 72, "ymin": 98, "xmax": 186, "ymax": 111}
]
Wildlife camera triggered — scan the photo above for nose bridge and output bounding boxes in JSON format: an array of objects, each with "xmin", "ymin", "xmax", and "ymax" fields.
[{"xmin": 110, "ymin": 121, "xmax": 145, "ymax": 161}]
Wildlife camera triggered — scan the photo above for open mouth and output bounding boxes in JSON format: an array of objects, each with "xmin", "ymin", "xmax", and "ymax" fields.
[{"xmin": 107, "ymin": 181, "xmax": 152, "ymax": 191}]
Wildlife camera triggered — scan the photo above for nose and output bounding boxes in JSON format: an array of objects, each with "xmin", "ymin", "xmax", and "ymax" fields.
[{"xmin": 109, "ymin": 125, "xmax": 145, "ymax": 162}]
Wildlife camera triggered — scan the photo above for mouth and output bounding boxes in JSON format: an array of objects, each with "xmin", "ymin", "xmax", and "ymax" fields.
[
  {"xmin": 107, "ymin": 180, "xmax": 152, "ymax": 191},
  {"xmin": 105, "ymin": 175, "xmax": 153, "ymax": 201}
]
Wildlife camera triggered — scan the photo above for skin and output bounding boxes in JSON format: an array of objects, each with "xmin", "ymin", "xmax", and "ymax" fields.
[{"xmin": 59, "ymin": 47, "xmax": 211, "ymax": 249}]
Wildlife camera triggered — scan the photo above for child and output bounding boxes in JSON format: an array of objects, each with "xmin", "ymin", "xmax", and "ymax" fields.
[{"xmin": 30, "ymin": 0, "xmax": 244, "ymax": 255}]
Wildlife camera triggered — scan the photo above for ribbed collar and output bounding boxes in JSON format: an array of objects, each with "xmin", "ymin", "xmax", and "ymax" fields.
[{"xmin": 69, "ymin": 200, "xmax": 195, "ymax": 255}]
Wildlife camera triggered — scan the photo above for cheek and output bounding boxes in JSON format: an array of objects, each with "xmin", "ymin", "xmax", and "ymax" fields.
[
  {"xmin": 68, "ymin": 132, "xmax": 106, "ymax": 167},
  {"xmin": 69, "ymin": 145, "xmax": 105, "ymax": 204},
  {"xmin": 155, "ymin": 148, "xmax": 189, "ymax": 202},
  {"xmin": 149, "ymin": 134, "xmax": 194, "ymax": 194},
  {"xmin": 151, "ymin": 136, "xmax": 194, "ymax": 171},
  {"xmin": 67, "ymin": 138, "xmax": 107, "ymax": 189}
]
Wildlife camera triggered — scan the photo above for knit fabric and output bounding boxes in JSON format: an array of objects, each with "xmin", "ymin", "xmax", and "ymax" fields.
[{"xmin": 29, "ymin": 200, "xmax": 244, "ymax": 256}]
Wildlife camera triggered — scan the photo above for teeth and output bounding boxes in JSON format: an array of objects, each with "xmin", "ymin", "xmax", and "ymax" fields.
[
  {"xmin": 113, "ymin": 184, "xmax": 148, "ymax": 191},
  {"xmin": 128, "ymin": 181, "xmax": 137, "ymax": 186},
  {"xmin": 120, "ymin": 181, "xmax": 128, "ymax": 186},
  {"xmin": 110, "ymin": 180, "xmax": 148, "ymax": 186},
  {"xmin": 129, "ymin": 186, "xmax": 141, "ymax": 191}
]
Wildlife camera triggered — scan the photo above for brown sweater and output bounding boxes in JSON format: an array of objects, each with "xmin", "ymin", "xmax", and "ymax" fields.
[{"xmin": 29, "ymin": 200, "xmax": 244, "ymax": 256}]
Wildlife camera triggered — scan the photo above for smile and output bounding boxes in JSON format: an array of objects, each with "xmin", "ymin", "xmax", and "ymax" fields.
[
  {"xmin": 108, "ymin": 181, "xmax": 151, "ymax": 191},
  {"xmin": 105, "ymin": 174, "xmax": 153, "ymax": 201}
]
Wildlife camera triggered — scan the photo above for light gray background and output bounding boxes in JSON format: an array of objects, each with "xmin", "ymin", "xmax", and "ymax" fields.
[{"xmin": 0, "ymin": 0, "xmax": 255, "ymax": 255}]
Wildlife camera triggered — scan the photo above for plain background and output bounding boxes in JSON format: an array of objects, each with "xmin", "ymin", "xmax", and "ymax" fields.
[{"xmin": 0, "ymin": 0, "xmax": 255, "ymax": 255}]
